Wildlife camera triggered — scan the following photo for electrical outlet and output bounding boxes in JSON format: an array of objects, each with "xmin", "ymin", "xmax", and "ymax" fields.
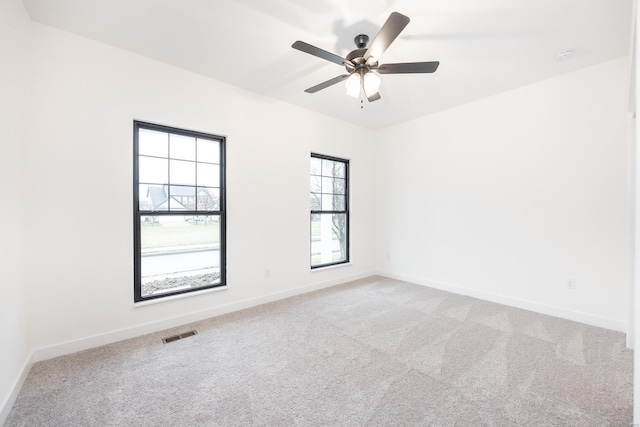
[{"xmin": 567, "ymin": 279, "xmax": 576, "ymax": 290}]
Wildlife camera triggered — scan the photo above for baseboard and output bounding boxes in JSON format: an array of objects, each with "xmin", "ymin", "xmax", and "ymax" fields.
[
  {"xmin": 375, "ymin": 270, "xmax": 627, "ymax": 332},
  {"xmin": 31, "ymin": 270, "xmax": 375, "ymax": 363},
  {"xmin": 0, "ymin": 353, "xmax": 33, "ymax": 426}
]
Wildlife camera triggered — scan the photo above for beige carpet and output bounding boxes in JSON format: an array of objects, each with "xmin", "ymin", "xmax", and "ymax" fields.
[{"xmin": 6, "ymin": 276, "xmax": 633, "ymax": 426}]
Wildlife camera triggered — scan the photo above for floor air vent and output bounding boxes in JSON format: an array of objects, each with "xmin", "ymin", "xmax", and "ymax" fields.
[{"xmin": 162, "ymin": 330, "xmax": 198, "ymax": 344}]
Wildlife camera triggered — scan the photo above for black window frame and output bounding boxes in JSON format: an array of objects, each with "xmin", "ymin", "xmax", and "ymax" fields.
[
  {"xmin": 133, "ymin": 121, "xmax": 226, "ymax": 302},
  {"xmin": 310, "ymin": 153, "xmax": 350, "ymax": 269}
]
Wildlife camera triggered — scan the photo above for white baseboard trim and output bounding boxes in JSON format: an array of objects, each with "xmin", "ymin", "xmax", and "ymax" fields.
[
  {"xmin": 374, "ymin": 270, "xmax": 627, "ymax": 332},
  {"xmin": 31, "ymin": 270, "xmax": 375, "ymax": 363},
  {"xmin": 0, "ymin": 353, "xmax": 33, "ymax": 426}
]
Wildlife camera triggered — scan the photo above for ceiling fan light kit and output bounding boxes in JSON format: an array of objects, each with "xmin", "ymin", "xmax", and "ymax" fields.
[
  {"xmin": 363, "ymin": 72, "xmax": 381, "ymax": 96},
  {"xmin": 345, "ymin": 73, "xmax": 361, "ymax": 98},
  {"xmin": 292, "ymin": 12, "xmax": 440, "ymax": 103},
  {"xmin": 345, "ymin": 65, "xmax": 382, "ymax": 99}
]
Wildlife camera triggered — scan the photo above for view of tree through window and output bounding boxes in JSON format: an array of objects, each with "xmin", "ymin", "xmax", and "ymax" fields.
[
  {"xmin": 310, "ymin": 153, "xmax": 349, "ymax": 268},
  {"xmin": 134, "ymin": 122, "xmax": 225, "ymax": 301}
]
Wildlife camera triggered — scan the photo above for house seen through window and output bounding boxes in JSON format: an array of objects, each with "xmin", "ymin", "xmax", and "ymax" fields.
[
  {"xmin": 134, "ymin": 121, "xmax": 226, "ymax": 302},
  {"xmin": 310, "ymin": 153, "xmax": 349, "ymax": 268}
]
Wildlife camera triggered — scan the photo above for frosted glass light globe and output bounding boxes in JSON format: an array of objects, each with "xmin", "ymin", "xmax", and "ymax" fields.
[
  {"xmin": 345, "ymin": 73, "xmax": 361, "ymax": 98},
  {"xmin": 363, "ymin": 72, "xmax": 381, "ymax": 96}
]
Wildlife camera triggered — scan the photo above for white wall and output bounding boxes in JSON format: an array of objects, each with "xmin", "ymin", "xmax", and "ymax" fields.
[
  {"xmin": 0, "ymin": 0, "xmax": 31, "ymax": 423},
  {"xmin": 25, "ymin": 23, "xmax": 376, "ymax": 358},
  {"xmin": 375, "ymin": 57, "xmax": 631, "ymax": 330},
  {"xmin": 631, "ymin": 14, "xmax": 639, "ymax": 423}
]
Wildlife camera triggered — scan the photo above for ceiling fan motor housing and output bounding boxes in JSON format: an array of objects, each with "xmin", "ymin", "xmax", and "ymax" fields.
[
  {"xmin": 346, "ymin": 35, "xmax": 376, "ymax": 74},
  {"xmin": 354, "ymin": 34, "xmax": 369, "ymax": 49}
]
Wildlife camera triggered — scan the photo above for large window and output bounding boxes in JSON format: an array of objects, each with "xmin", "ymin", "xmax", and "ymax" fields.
[
  {"xmin": 134, "ymin": 121, "xmax": 225, "ymax": 302},
  {"xmin": 310, "ymin": 153, "xmax": 349, "ymax": 268}
]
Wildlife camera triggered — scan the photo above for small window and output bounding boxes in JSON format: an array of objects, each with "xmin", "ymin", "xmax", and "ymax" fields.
[
  {"xmin": 133, "ymin": 121, "xmax": 225, "ymax": 302},
  {"xmin": 310, "ymin": 153, "xmax": 349, "ymax": 268}
]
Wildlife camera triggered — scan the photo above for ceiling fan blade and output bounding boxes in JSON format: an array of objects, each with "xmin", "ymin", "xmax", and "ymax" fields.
[
  {"xmin": 304, "ymin": 75, "xmax": 350, "ymax": 93},
  {"xmin": 364, "ymin": 12, "xmax": 410, "ymax": 62},
  {"xmin": 367, "ymin": 91, "xmax": 381, "ymax": 102},
  {"xmin": 292, "ymin": 41, "xmax": 354, "ymax": 67},
  {"xmin": 377, "ymin": 61, "xmax": 440, "ymax": 74}
]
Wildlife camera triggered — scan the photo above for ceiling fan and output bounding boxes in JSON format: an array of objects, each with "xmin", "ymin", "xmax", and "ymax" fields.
[{"xmin": 291, "ymin": 12, "xmax": 439, "ymax": 102}]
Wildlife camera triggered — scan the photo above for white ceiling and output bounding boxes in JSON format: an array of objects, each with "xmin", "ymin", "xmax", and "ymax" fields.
[{"xmin": 23, "ymin": 0, "xmax": 633, "ymax": 130}]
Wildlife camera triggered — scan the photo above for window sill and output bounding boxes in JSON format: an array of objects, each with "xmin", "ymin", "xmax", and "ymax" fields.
[
  {"xmin": 311, "ymin": 262, "xmax": 353, "ymax": 272},
  {"xmin": 134, "ymin": 285, "xmax": 227, "ymax": 307}
]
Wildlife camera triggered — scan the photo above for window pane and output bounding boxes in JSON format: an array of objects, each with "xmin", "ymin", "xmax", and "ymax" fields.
[
  {"xmin": 138, "ymin": 184, "xmax": 153, "ymax": 211},
  {"xmin": 332, "ymin": 194, "xmax": 346, "ymax": 211},
  {"xmin": 197, "ymin": 163, "xmax": 219, "ymax": 187},
  {"xmin": 310, "ymin": 175, "xmax": 321, "ymax": 193},
  {"xmin": 139, "ymin": 184, "xmax": 168, "ymax": 211},
  {"xmin": 322, "ymin": 177, "xmax": 346, "ymax": 194},
  {"xmin": 320, "ymin": 194, "xmax": 345, "ymax": 211},
  {"xmin": 321, "ymin": 177, "xmax": 333, "ymax": 193},
  {"xmin": 170, "ymin": 159, "xmax": 196, "ymax": 186},
  {"xmin": 198, "ymin": 138, "xmax": 220, "ymax": 164},
  {"xmin": 311, "ymin": 213, "xmax": 347, "ymax": 267},
  {"xmin": 321, "ymin": 159, "xmax": 334, "ymax": 177},
  {"xmin": 139, "ymin": 185, "xmax": 152, "ymax": 211},
  {"xmin": 139, "ymin": 129, "xmax": 168, "ymax": 158},
  {"xmin": 311, "ymin": 157, "xmax": 322, "ymax": 175},
  {"xmin": 333, "ymin": 162, "xmax": 346, "ymax": 178},
  {"xmin": 321, "ymin": 159, "xmax": 345, "ymax": 178},
  {"xmin": 197, "ymin": 187, "xmax": 220, "ymax": 210},
  {"xmin": 139, "ymin": 156, "xmax": 168, "ymax": 184},
  {"xmin": 168, "ymin": 185, "xmax": 195, "ymax": 210},
  {"xmin": 310, "ymin": 193, "xmax": 321, "ymax": 211},
  {"xmin": 140, "ymin": 214, "xmax": 221, "ymax": 297},
  {"xmin": 333, "ymin": 178, "xmax": 346, "ymax": 195},
  {"xmin": 321, "ymin": 194, "xmax": 333, "ymax": 210},
  {"xmin": 170, "ymin": 134, "xmax": 196, "ymax": 161}
]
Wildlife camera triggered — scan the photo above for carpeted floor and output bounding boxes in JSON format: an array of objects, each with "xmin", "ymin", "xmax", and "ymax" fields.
[{"xmin": 6, "ymin": 276, "xmax": 633, "ymax": 426}]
